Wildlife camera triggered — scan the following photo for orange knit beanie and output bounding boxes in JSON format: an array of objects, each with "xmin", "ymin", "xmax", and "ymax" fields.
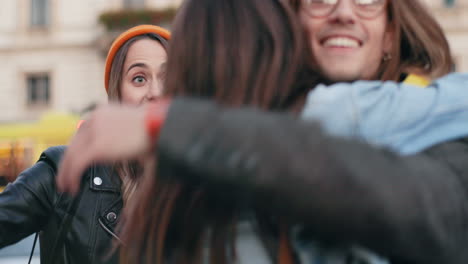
[{"xmin": 104, "ymin": 25, "xmax": 171, "ymax": 92}]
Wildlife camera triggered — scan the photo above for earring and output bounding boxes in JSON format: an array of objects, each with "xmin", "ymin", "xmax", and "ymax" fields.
[{"xmin": 383, "ymin": 53, "xmax": 392, "ymax": 62}]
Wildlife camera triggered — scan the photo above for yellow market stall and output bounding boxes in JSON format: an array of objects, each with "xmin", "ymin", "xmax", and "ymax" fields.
[{"xmin": 0, "ymin": 112, "xmax": 79, "ymax": 190}]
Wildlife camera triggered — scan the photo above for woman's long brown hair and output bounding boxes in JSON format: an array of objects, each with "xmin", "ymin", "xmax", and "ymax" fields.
[
  {"xmin": 289, "ymin": 0, "xmax": 454, "ymax": 81},
  {"xmin": 119, "ymin": 0, "xmax": 318, "ymax": 263},
  {"xmin": 106, "ymin": 33, "xmax": 168, "ymax": 203}
]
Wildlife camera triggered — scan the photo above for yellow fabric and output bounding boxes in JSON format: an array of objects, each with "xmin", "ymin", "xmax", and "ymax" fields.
[
  {"xmin": 0, "ymin": 112, "xmax": 79, "ymax": 166},
  {"xmin": 403, "ymin": 74, "xmax": 430, "ymax": 87}
]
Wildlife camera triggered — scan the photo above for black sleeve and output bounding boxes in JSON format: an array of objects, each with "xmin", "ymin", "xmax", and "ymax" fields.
[
  {"xmin": 156, "ymin": 97, "xmax": 468, "ymax": 264},
  {"xmin": 0, "ymin": 154, "xmax": 59, "ymax": 248}
]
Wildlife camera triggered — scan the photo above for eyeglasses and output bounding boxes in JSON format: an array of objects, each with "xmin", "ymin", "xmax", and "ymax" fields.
[{"xmin": 301, "ymin": 0, "xmax": 388, "ymax": 19}]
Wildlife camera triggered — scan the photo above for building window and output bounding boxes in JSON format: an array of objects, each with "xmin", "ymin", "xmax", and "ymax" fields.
[
  {"xmin": 26, "ymin": 74, "xmax": 50, "ymax": 106},
  {"xmin": 123, "ymin": 0, "xmax": 145, "ymax": 9},
  {"xmin": 444, "ymin": 0, "xmax": 455, "ymax": 7},
  {"xmin": 31, "ymin": 0, "xmax": 49, "ymax": 27}
]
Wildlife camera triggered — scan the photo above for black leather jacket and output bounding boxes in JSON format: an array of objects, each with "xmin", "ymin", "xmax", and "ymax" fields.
[
  {"xmin": 0, "ymin": 146, "xmax": 122, "ymax": 264},
  {"xmin": 156, "ymin": 98, "xmax": 468, "ymax": 264}
]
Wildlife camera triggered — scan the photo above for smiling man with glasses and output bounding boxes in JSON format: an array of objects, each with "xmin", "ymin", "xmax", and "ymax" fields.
[{"xmin": 291, "ymin": 0, "xmax": 452, "ymax": 83}]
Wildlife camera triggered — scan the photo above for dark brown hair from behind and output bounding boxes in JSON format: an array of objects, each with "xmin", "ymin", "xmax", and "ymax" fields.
[
  {"xmin": 163, "ymin": 0, "xmax": 317, "ymax": 110},
  {"xmin": 119, "ymin": 0, "xmax": 318, "ymax": 263}
]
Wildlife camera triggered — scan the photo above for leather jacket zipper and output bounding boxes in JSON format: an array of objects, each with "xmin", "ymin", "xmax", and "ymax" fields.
[{"xmin": 98, "ymin": 218, "xmax": 123, "ymax": 244}]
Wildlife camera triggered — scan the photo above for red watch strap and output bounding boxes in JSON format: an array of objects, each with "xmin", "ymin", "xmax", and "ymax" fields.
[{"xmin": 145, "ymin": 100, "xmax": 170, "ymax": 146}]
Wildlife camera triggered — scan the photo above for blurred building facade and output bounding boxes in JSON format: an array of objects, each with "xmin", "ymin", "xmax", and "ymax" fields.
[
  {"xmin": 423, "ymin": 0, "xmax": 468, "ymax": 72},
  {"xmin": 0, "ymin": 0, "xmax": 467, "ymax": 123},
  {"xmin": 0, "ymin": 0, "xmax": 179, "ymax": 122}
]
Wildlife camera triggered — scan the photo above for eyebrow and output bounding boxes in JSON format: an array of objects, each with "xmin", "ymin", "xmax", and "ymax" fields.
[{"xmin": 126, "ymin": 63, "xmax": 148, "ymax": 74}]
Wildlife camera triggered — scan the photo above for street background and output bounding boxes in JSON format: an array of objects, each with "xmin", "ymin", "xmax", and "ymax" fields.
[{"xmin": 0, "ymin": 0, "xmax": 467, "ymax": 262}]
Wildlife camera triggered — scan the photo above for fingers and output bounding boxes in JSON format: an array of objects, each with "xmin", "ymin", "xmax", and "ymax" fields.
[
  {"xmin": 56, "ymin": 103, "xmax": 158, "ymax": 194},
  {"xmin": 56, "ymin": 105, "xmax": 119, "ymax": 194}
]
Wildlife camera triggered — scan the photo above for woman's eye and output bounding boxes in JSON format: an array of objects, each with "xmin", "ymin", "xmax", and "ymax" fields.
[{"xmin": 132, "ymin": 76, "xmax": 146, "ymax": 84}]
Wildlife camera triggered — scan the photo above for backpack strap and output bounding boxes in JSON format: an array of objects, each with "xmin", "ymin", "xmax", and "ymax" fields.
[
  {"xmin": 28, "ymin": 232, "xmax": 39, "ymax": 264},
  {"xmin": 27, "ymin": 146, "xmax": 67, "ymax": 264},
  {"xmin": 37, "ymin": 146, "xmax": 85, "ymax": 263}
]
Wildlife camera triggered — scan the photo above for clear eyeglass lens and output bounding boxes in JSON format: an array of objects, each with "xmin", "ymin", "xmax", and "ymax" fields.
[{"xmin": 303, "ymin": 0, "xmax": 386, "ymax": 18}]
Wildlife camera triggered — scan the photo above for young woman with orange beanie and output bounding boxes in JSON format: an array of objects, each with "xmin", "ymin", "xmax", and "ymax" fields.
[{"xmin": 0, "ymin": 25, "xmax": 170, "ymax": 264}]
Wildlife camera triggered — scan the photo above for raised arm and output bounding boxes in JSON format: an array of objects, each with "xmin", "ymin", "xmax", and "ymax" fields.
[{"xmin": 157, "ymin": 98, "xmax": 468, "ymax": 264}]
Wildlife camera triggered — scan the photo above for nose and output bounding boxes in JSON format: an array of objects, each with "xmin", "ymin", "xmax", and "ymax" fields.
[
  {"xmin": 145, "ymin": 81, "xmax": 163, "ymax": 101},
  {"xmin": 328, "ymin": 0, "xmax": 357, "ymax": 25}
]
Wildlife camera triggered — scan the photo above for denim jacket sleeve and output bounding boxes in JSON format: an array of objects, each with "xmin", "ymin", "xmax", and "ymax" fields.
[{"xmin": 301, "ymin": 73, "xmax": 468, "ymax": 155}]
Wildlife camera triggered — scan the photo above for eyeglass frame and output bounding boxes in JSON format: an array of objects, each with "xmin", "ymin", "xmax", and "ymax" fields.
[{"xmin": 300, "ymin": 0, "xmax": 390, "ymax": 20}]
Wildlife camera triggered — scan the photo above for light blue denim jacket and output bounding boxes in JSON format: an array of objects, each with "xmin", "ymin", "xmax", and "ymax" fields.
[
  {"xmin": 293, "ymin": 73, "xmax": 468, "ymax": 264},
  {"xmin": 301, "ymin": 73, "xmax": 468, "ymax": 155},
  {"xmin": 231, "ymin": 74, "xmax": 468, "ymax": 264}
]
